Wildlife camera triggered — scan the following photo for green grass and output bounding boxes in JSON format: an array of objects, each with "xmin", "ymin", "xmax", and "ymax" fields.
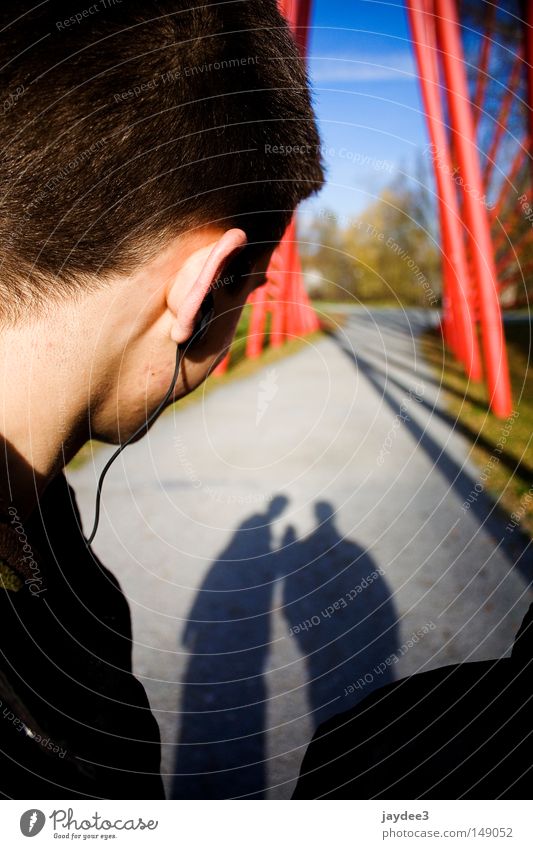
[{"xmin": 421, "ymin": 320, "xmax": 533, "ymax": 538}]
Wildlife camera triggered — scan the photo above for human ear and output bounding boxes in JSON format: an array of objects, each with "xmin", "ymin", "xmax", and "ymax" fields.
[{"xmin": 169, "ymin": 228, "xmax": 247, "ymax": 345}]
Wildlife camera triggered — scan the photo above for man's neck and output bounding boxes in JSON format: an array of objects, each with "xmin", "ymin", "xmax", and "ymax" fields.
[
  {"xmin": 0, "ymin": 436, "xmax": 83, "ymax": 522},
  {"xmin": 0, "ymin": 319, "xmax": 90, "ymax": 520}
]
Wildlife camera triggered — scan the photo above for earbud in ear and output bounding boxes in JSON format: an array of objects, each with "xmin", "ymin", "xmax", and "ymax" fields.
[{"xmin": 190, "ymin": 290, "xmax": 215, "ymax": 346}]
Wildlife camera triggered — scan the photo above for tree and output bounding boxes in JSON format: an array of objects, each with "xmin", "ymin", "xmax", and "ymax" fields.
[{"xmin": 300, "ymin": 165, "xmax": 442, "ymax": 306}]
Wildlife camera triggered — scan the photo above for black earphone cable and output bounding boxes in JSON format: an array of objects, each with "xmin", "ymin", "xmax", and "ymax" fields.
[{"xmin": 86, "ymin": 343, "xmax": 182, "ymax": 545}]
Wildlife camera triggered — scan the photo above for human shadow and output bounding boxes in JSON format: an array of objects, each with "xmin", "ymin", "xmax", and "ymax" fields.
[
  {"xmin": 172, "ymin": 496, "xmax": 399, "ymax": 799},
  {"xmin": 171, "ymin": 495, "xmax": 288, "ymax": 800},
  {"xmin": 281, "ymin": 502, "xmax": 400, "ymax": 730}
]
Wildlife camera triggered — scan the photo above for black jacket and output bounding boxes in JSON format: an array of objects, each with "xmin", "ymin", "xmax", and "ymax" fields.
[
  {"xmin": 0, "ymin": 472, "xmax": 164, "ymax": 799},
  {"xmin": 293, "ymin": 602, "xmax": 533, "ymax": 799}
]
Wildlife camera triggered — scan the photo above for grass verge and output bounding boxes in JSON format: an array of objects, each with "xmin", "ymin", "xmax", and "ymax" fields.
[{"xmin": 420, "ymin": 319, "xmax": 533, "ymax": 539}]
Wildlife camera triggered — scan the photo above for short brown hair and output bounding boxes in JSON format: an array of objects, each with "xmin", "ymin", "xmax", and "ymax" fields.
[{"xmin": 0, "ymin": 0, "xmax": 324, "ymax": 323}]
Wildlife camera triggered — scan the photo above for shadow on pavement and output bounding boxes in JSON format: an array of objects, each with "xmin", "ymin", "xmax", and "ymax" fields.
[
  {"xmin": 172, "ymin": 496, "xmax": 399, "ymax": 799},
  {"xmin": 331, "ymin": 311, "xmax": 533, "ymax": 587}
]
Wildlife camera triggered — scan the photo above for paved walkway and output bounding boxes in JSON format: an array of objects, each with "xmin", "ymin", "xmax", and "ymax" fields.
[{"xmin": 67, "ymin": 308, "xmax": 532, "ymax": 799}]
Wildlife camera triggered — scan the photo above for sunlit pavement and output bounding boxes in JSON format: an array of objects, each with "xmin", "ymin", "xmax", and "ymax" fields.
[{"xmin": 68, "ymin": 307, "xmax": 532, "ymax": 799}]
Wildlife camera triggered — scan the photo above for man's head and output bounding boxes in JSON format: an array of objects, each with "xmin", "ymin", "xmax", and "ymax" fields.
[{"xmin": 0, "ymin": 1, "xmax": 324, "ymax": 450}]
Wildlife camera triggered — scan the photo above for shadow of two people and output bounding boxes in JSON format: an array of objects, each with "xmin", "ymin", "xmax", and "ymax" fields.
[{"xmin": 172, "ymin": 496, "xmax": 399, "ymax": 799}]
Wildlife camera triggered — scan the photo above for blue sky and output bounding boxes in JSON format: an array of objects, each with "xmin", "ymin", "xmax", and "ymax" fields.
[{"xmin": 301, "ymin": 0, "xmax": 429, "ymax": 224}]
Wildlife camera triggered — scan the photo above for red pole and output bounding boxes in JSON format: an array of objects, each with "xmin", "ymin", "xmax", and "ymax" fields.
[
  {"xmin": 472, "ymin": 7, "xmax": 495, "ymax": 130},
  {"xmin": 406, "ymin": 0, "xmax": 482, "ymax": 380},
  {"xmin": 278, "ymin": 0, "xmax": 313, "ymax": 55},
  {"xmin": 434, "ymin": 0, "xmax": 512, "ymax": 417},
  {"xmin": 213, "ymin": 351, "xmax": 230, "ymax": 375},
  {"xmin": 489, "ymin": 139, "xmax": 527, "ymax": 222},
  {"xmin": 246, "ymin": 287, "xmax": 268, "ymax": 359},
  {"xmin": 279, "ymin": 218, "xmax": 319, "ymax": 338},
  {"xmin": 524, "ymin": 0, "xmax": 533, "ymax": 201},
  {"xmin": 269, "ymin": 0, "xmax": 318, "ymax": 348},
  {"xmin": 216, "ymin": 0, "xmax": 316, "ymax": 374},
  {"xmin": 482, "ymin": 50, "xmax": 523, "ymax": 189},
  {"xmin": 494, "ymin": 204, "xmax": 531, "ymax": 262},
  {"xmin": 525, "ymin": 0, "xmax": 533, "ymax": 152}
]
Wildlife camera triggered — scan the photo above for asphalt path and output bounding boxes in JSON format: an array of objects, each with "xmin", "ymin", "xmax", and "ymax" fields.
[{"xmin": 68, "ymin": 307, "xmax": 532, "ymax": 799}]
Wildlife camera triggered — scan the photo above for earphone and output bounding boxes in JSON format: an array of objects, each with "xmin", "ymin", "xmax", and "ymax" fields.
[
  {"xmin": 86, "ymin": 290, "xmax": 215, "ymax": 545},
  {"xmin": 192, "ymin": 290, "xmax": 215, "ymax": 345}
]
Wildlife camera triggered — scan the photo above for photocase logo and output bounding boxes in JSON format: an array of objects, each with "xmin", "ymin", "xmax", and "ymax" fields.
[
  {"xmin": 20, "ymin": 809, "xmax": 46, "ymax": 837},
  {"xmin": 256, "ymin": 368, "xmax": 278, "ymax": 425}
]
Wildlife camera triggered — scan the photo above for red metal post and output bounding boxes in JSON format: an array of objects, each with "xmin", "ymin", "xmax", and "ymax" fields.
[
  {"xmin": 525, "ymin": 0, "xmax": 533, "ymax": 158},
  {"xmin": 490, "ymin": 140, "xmax": 527, "ymax": 222},
  {"xmin": 493, "ymin": 202, "xmax": 531, "ymax": 263},
  {"xmin": 407, "ymin": 0, "xmax": 482, "ymax": 380},
  {"xmin": 434, "ymin": 0, "xmax": 512, "ymax": 417},
  {"xmin": 213, "ymin": 351, "xmax": 230, "ymax": 375},
  {"xmin": 482, "ymin": 50, "xmax": 523, "ymax": 188},
  {"xmin": 269, "ymin": 291, "xmax": 286, "ymax": 349},
  {"xmin": 278, "ymin": 0, "xmax": 313, "ymax": 55},
  {"xmin": 246, "ymin": 287, "xmax": 268, "ymax": 359},
  {"xmin": 472, "ymin": 7, "xmax": 495, "ymax": 130},
  {"xmin": 268, "ymin": 0, "xmax": 318, "ymax": 347},
  {"xmin": 281, "ymin": 218, "xmax": 319, "ymax": 338},
  {"xmin": 216, "ymin": 0, "xmax": 317, "ymax": 374},
  {"xmin": 496, "ymin": 226, "xmax": 533, "ymax": 274}
]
